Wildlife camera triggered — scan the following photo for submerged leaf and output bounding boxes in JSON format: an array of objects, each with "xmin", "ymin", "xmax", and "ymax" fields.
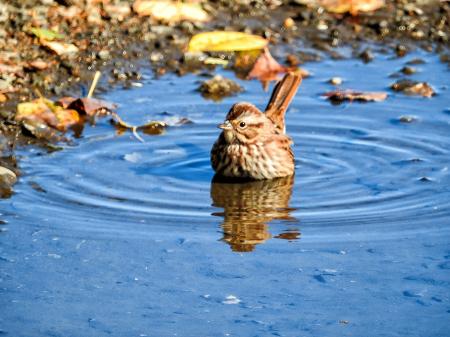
[
  {"xmin": 188, "ymin": 31, "xmax": 268, "ymax": 52},
  {"xmin": 133, "ymin": 0, "xmax": 210, "ymax": 23},
  {"xmin": 323, "ymin": 90, "xmax": 388, "ymax": 102}
]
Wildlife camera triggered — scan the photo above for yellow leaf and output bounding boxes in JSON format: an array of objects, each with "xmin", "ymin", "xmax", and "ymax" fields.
[
  {"xmin": 16, "ymin": 99, "xmax": 79, "ymax": 131},
  {"xmin": 188, "ymin": 31, "xmax": 268, "ymax": 52},
  {"xmin": 133, "ymin": 0, "xmax": 210, "ymax": 23}
]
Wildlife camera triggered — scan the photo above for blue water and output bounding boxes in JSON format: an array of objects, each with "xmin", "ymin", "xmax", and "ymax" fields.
[{"xmin": 1, "ymin": 48, "xmax": 450, "ymax": 336}]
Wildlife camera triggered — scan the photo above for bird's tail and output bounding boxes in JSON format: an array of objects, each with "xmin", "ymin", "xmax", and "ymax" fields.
[{"xmin": 264, "ymin": 72, "xmax": 302, "ymax": 133}]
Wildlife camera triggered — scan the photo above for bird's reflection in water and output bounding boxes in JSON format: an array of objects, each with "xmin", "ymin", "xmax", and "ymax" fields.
[{"xmin": 210, "ymin": 175, "xmax": 300, "ymax": 252}]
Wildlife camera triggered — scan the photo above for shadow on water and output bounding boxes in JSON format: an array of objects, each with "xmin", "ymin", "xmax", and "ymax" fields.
[{"xmin": 211, "ymin": 175, "xmax": 299, "ymax": 252}]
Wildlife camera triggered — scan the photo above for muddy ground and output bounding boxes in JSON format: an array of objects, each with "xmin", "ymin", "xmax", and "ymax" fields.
[{"xmin": 0, "ymin": 0, "xmax": 449, "ymax": 194}]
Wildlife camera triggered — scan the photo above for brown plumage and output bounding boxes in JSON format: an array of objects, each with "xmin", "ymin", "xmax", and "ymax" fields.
[{"xmin": 211, "ymin": 72, "xmax": 302, "ymax": 180}]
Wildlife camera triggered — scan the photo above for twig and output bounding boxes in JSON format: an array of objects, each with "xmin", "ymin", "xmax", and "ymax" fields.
[{"xmin": 87, "ymin": 71, "xmax": 101, "ymax": 98}]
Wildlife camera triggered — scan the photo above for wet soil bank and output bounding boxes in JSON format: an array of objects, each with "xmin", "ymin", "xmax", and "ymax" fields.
[{"xmin": 0, "ymin": 0, "xmax": 449, "ymax": 194}]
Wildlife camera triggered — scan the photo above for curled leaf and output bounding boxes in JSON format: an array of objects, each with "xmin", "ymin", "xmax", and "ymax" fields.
[
  {"xmin": 188, "ymin": 31, "xmax": 268, "ymax": 52},
  {"xmin": 247, "ymin": 48, "xmax": 298, "ymax": 90}
]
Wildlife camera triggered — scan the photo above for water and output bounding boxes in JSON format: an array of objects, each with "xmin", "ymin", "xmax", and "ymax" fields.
[{"xmin": 1, "ymin": 49, "xmax": 450, "ymax": 336}]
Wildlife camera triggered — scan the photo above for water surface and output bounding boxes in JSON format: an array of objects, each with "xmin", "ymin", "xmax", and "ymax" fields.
[{"xmin": 1, "ymin": 49, "xmax": 449, "ymax": 336}]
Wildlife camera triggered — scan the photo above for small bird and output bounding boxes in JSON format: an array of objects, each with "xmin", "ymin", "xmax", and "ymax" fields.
[{"xmin": 211, "ymin": 72, "xmax": 302, "ymax": 180}]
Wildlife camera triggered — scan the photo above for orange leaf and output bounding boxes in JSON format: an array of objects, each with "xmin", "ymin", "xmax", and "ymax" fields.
[{"xmin": 247, "ymin": 48, "xmax": 289, "ymax": 90}]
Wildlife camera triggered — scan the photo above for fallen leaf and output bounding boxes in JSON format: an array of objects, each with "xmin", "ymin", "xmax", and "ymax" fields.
[
  {"xmin": 133, "ymin": 0, "xmax": 210, "ymax": 23},
  {"xmin": 319, "ymin": 0, "xmax": 385, "ymax": 15},
  {"xmin": 0, "ymin": 93, "xmax": 7, "ymax": 103},
  {"xmin": 188, "ymin": 31, "xmax": 268, "ymax": 53},
  {"xmin": 16, "ymin": 98, "xmax": 80, "ymax": 131},
  {"xmin": 247, "ymin": 48, "xmax": 291, "ymax": 89},
  {"xmin": 41, "ymin": 40, "xmax": 79, "ymax": 56},
  {"xmin": 323, "ymin": 90, "xmax": 388, "ymax": 102},
  {"xmin": 65, "ymin": 97, "xmax": 117, "ymax": 116},
  {"xmin": 390, "ymin": 80, "xmax": 435, "ymax": 97},
  {"xmin": 30, "ymin": 27, "xmax": 65, "ymax": 41}
]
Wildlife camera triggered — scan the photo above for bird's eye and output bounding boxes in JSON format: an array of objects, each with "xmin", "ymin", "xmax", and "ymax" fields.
[{"xmin": 239, "ymin": 122, "xmax": 246, "ymax": 128}]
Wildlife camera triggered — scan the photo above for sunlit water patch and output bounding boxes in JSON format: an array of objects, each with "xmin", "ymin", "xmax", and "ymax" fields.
[{"xmin": 1, "ymin": 50, "xmax": 449, "ymax": 337}]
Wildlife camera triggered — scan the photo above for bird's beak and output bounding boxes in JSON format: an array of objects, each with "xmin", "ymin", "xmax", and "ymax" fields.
[{"xmin": 218, "ymin": 120, "xmax": 232, "ymax": 130}]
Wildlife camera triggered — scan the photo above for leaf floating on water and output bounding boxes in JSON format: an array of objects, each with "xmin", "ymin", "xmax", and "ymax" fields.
[
  {"xmin": 29, "ymin": 27, "xmax": 65, "ymax": 41},
  {"xmin": 41, "ymin": 40, "xmax": 79, "ymax": 56},
  {"xmin": 65, "ymin": 98, "xmax": 117, "ymax": 117},
  {"xmin": 188, "ymin": 31, "xmax": 268, "ymax": 52},
  {"xmin": 323, "ymin": 90, "xmax": 388, "ymax": 102},
  {"xmin": 319, "ymin": 0, "xmax": 385, "ymax": 15},
  {"xmin": 247, "ymin": 48, "xmax": 300, "ymax": 90},
  {"xmin": 390, "ymin": 80, "xmax": 435, "ymax": 97},
  {"xmin": 133, "ymin": 0, "xmax": 210, "ymax": 23}
]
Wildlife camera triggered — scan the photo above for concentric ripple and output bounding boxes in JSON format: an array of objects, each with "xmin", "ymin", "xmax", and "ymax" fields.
[{"xmin": 11, "ymin": 52, "xmax": 450, "ymax": 244}]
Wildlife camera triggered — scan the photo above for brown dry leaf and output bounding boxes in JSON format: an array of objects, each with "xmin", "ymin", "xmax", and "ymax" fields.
[
  {"xmin": 65, "ymin": 97, "xmax": 117, "ymax": 116},
  {"xmin": 323, "ymin": 90, "xmax": 388, "ymax": 102},
  {"xmin": 41, "ymin": 40, "xmax": 79, "ymax": 56},
  {"xmin": 188, "ymin": 31, "xmax": 268, "ymax": 53},
  {"xmin": 133, "ymin": 0, "xmax": 210, "ymax": 23},
  {"xmin": 390, "ymin": 80, "xmax": 435, "ymax": 97},
  {"xmin": 247, "ymin": 48, "xmax": 291, "ymax": 90},
  {"xmin": 0, "ymin": 93, "xmax": 7, "ymax": 103},
  {"xmin": 16, "ymin": 99, "xmax": 80, "ymax": 131},
  {"xmin": 320, "ymin": 0, "xmax": 385, "ymax": 15},
  {"xmin": 57, "ymin": 97, "xmax": 78, "ymax": 109}
]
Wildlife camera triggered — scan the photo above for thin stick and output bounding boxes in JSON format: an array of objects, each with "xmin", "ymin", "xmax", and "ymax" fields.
[{"xmin": 87, "ymin": 71, "xmax": 101, "ymax": 98}]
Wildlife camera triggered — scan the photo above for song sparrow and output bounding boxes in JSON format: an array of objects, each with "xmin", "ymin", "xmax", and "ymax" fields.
[{"xmin": 211, "ymin": 72, "xmax": 302, "ymax": 180}]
